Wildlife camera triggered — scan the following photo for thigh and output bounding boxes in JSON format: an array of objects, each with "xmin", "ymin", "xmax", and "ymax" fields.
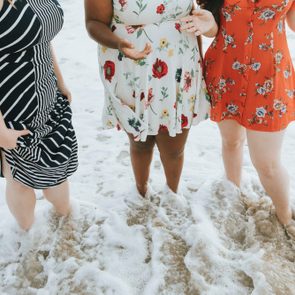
[
  {"xmin": 43, "ymin": 180, "xmax": 69, "ymax": 200},
  {"xmin": 218, "ymin": 120, "xmax": 246, "ymax": 143},
  {"xmin": 127, "ymin": 133, "xmax": 156, "ymax": 151},
  {"xmin": 1, "ymin": 151, "xmax": 14, "ymax": 181},
  {"xmin": 155, "ymin": 129, "xmax": 189, "ymax": 155},
  {"xmin": 247, "ymin": 129, "xmax": 285, "ymax": 164},
  {"xmin": 1, "ymin": 151, "xmax": 35, "ymax": 195}
]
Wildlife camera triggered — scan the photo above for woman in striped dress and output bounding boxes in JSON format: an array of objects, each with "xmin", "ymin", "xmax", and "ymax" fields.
[{"xmin": 0, "ymin": 0, "xmax": 78, "ymax": 230}]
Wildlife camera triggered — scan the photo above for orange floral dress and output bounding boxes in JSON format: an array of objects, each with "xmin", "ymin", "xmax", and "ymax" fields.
[{"xmin": 204, "ymin": 0, "xmax": 295, "ymax": 131}]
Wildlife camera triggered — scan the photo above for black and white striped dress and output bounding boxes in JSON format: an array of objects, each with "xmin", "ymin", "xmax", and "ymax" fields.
[{"xmin": 0, "ymin": 0, "xmax": 78, "ymax": 189}]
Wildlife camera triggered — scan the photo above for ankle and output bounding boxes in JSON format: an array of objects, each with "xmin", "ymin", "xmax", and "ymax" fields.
[
  {"xmin": 19, "ymin": 218, "xmax": 34, "ymax": 231},
  {"xmin": 55, "ymin": 204, "xmax": 71, "ymax": 217},
  {"xmin": 276, "ymin": 207, "xmax": 292, "ymax": 225},
  {"xmin": 136, "ymin": 184, "xmax": 148, "ymax": 197},
  {"xmin": 166, "ymin": 183, "xmax": 178, "ymax": 194}
]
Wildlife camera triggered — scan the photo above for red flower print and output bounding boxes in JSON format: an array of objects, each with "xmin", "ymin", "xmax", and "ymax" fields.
[
  {"xmin": 159, "ymin": 124, "xmax": 168, "ymax": 132},
  {"xmin": 183, "ymin": 72, "xmax": 192, "ymax": 92},
  {"xmin": 104, "ymin": 61, "xmax": 115, "ymax": 82},
  {"xmin": 152, "ymin": 59, "xmax": 168, "ymax": 79},
  {"xmin": 140, "ymin": 92, "xmax": 145, "ymax": 101},
  {"xmin": 148, "ymin": 88, "xmax": 154, "ymax": 102},
  {"xmin": 181, "ymin": 114, "xmax": 188, "ymax": 128},
  {"xmin": 119, "ymin": 0, "xmax": 127, "ymax": 9},
  {"xmin": 156, "ymin": 4, "xmax": 165, "ymax": 14},
  {"xmin": 175, "ymin": 23, "xmax": 181, "ymax": 32},
  {"xmin": 126, "ymin": 26, "xmax": 135, "ymax": 34}
]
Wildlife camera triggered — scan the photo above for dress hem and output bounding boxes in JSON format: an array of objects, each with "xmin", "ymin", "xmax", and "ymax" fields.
[{"xmin": 210, "ymin": 117, "xmax": 295, "ymax": 132}]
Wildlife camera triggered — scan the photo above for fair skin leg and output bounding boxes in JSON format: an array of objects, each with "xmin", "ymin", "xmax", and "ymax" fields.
[
  {"xmin": 0, "ymin": 43, "xmax": 72, "ymax": 230},
  {"xmin": 2, "ymin": 153, "xmax": 71, "ymax": 230},
  {"xmin": 2, "ymin": 152, "xmax": 36, "ymax": 231},
  {"xmin": 247, "ymin": 129, "xmax": 292, "ymax": 225},
  {"xmin": 218, "ymin": 120, "xmax": 293, "ymax": 226},
  {"xmin": 43, "ymin": 180, "xmax": 71, "ymax": 216},
  {"xmin": 218, "ymin": 120, "xmax": 246, "ymax": 187}
]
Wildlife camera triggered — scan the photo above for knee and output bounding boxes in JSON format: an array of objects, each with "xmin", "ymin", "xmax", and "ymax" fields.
[
  {"xmin": 252, "ymin": 159, "xmax": 280, "ymax": 179},
  {"xmin": 222, "ymin": 135, "xmax": 245, "ymax": 151},
  {"xmin": 161, "ymin": 147, "xmax": 185, "ymax": 160},
  {"xmin": 130, "ymin": 138, "xmax": 155, "ymax": 153}
]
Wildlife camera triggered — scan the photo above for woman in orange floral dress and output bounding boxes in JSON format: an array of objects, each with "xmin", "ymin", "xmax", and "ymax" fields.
[{"xmin": 181, "ymin": 0, "xmax": 295, "ymax": 236}]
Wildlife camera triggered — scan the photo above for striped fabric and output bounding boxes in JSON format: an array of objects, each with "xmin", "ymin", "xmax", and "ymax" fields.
[{"xmin": 0, "ymin": 0, "xmax": 78, "ymax": 189}]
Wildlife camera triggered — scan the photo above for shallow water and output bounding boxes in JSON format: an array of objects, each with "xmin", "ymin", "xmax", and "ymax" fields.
[
  {"xmin": 0, "ymin": 177, "xmax": 294, "ymax": 294},
  {"xmin": 0, "ymin": 0, "xmax": 295, "ymax": 294}
]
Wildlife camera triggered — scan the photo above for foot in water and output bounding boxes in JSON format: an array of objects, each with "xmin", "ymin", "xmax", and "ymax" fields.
[
  {"xmin": 284, "ymin": 208, "xmax": 295, "ymax": 240},
  {"xmin": 160, "ymin": 184, "xmax": 188, "ymax": 211}
]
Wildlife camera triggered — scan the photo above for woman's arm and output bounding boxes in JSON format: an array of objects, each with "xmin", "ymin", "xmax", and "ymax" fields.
[
  {"xmin": 286, "ymin": 3, "xmax": 295, "ymax": 32},
  {"xmin": 0, "ymin": 112, "xmax": 29, "ymax": 149},
  {"xmin": 50, "ymin": 44, "xmax": 72, "ymax": 102},
  {"xmin": 181, "ymin": 9, "xmax": 218, "ymax": 38},
  {"xmin": 84, "ymin": 0, "xmax": 121, "ymax": 49},
  {"xmin": 84, "ymin": 0, "xmax": 152, "ymax": 60}
]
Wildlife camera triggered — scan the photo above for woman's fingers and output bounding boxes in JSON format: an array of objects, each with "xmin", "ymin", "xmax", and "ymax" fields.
[
  {"xmin": 142, "ymin": 43, "xmax": 152, "ymax": 54},
  {"xmin": 180, "ymin": 15, "xmax": 193, "ymax": 23},
  {"xmin": 64, "ymin": 90, "xmax": 72, "ymax": 103},
  {"xmin": 17, "ymin": 129, "xmax": 30, "ymax": 137},
  {"xmin": 124, "ymin": 43, "xmax": 152, "ymax": 60},
  {"xmin": 181, "ymin": 22, "xmax": 196, "ymax": 31},
  {"xmin": 186, "ymin": 27, "xmax": 198, "ymax": 33}
]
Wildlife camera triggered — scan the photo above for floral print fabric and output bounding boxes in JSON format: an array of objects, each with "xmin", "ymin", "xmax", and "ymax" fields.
[
  {"xmin": 98, "ymin": 0, "xmax": 210, "ymax": 141},
  {"xmin": 205, "ymin": 0, "xmax": 295, "ymax": 131}
]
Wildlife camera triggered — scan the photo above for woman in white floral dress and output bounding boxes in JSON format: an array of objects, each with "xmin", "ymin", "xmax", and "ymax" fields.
[{"xmin": 85, "ymin": 0, "xmax": 213, "ymax": 197}]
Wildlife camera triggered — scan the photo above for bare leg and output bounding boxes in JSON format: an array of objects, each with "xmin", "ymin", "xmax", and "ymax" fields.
[
  {"xmin": 155, "ymin": 129, "xmax": 189, "ymax": 193},
  {"xmin": 42, "ymin": 180, "xmax": 71, "ymax": 216},
  {"xmin": 247, "ymin": 129, "xmax": 292, "ymax": 225},
  {"xmin": 218, "ymin": 120, "xmax": 246, "ymax": 187},
  {"xmin": 2, "ymin": 152, "xmax": 36, "ymax": 231},
  {"xmin": 128, "ymin": 134, "xmax": 156, "ymax": 196}
]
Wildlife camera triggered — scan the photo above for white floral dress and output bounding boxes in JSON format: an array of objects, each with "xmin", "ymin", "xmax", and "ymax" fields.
[{"xmin": 98, "ymin": 0, "xmax": 210, "ymax": 141}]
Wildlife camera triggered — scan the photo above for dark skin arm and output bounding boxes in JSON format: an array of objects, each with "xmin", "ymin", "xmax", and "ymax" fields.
[{"xmin": 84, "ymin": 0, "xmax": 152, "ymax": 60}]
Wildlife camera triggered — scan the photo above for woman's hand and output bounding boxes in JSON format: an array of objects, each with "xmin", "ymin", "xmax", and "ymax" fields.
[
  {"xmin": 0, "ymin": 128, "xmax": 30, "ymax": 149},
  {"xmin": 118, "ymin": 39, "xmax": 152, "ymax": 60},
  {"xmin": 58, "ymin": 82, "xmax": 72, "ymax": 103},
  {"xmin": 181, "ymin": 9, "xmax": 218, "ymax": 37}
]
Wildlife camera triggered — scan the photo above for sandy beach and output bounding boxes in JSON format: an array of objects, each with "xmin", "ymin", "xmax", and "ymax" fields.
[{"xmin": 0, "ymin": 1, "xmax": 295, "ymax": 294}]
